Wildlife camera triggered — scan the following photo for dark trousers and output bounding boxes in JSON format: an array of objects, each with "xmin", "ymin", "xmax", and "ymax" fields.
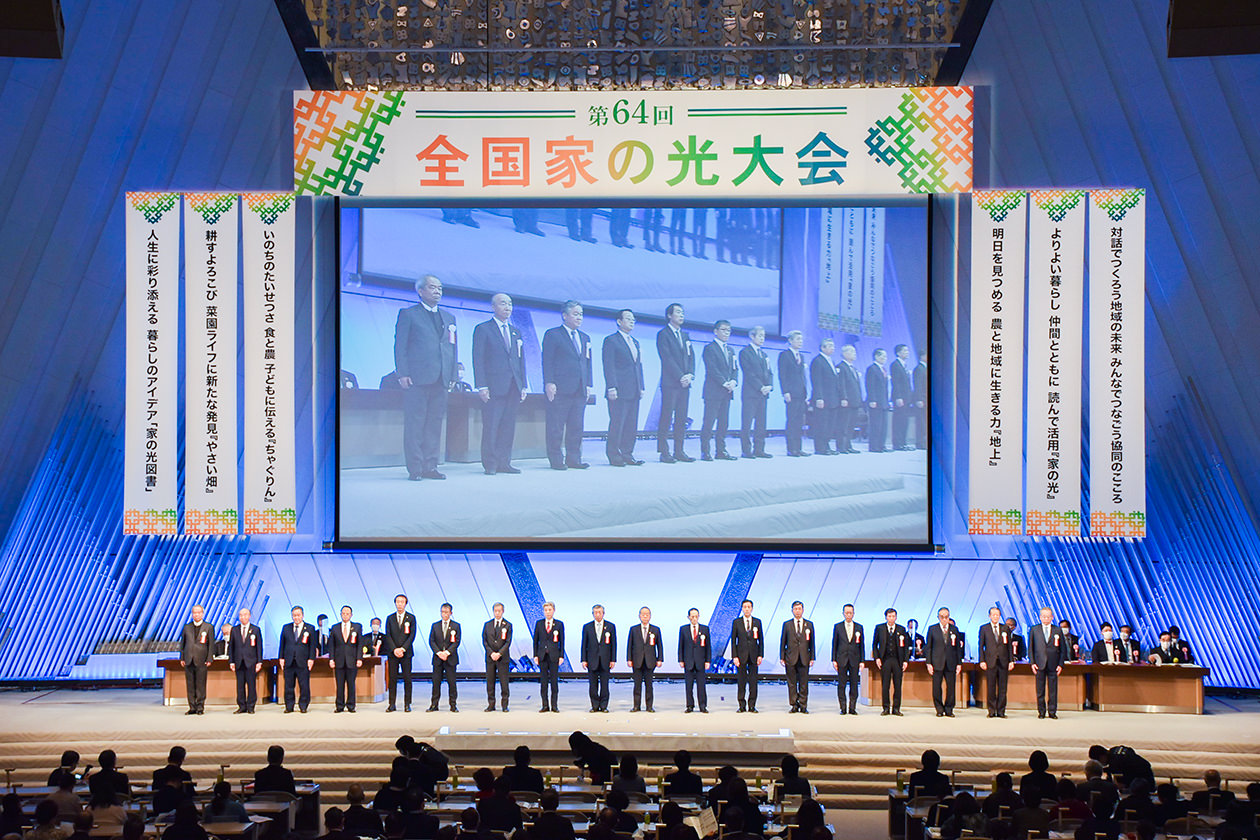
[
  {"xmin": 837, "ymin": 405, "xmax": 856, "ymax": 451},
  {"xmin": 892, "ymin": 405, "xmax": 912, "ymax": 448},
  {"xmin": 545, "ymin": 391, "xmax": 586, "ymax": 467},
  {"xmin": 641, "ymin": 208, "xmax": 663, "ymax": 248},
  {"xmin": 837, "ymin": 661, "xmax": 860, "ymax": 710},
  {"xmin": 481, "ymin": 394, "xmax": 519, "ymax": 471},
  {"xmin": 784, "ymin": 397, "xmax": 805, "ymax": 454},
  {"xmin": 335, "ymin": 663, "xmax": 358, "ymax": 711},
  {"xmin": 388, "ymin": 655, "xmax": 412, "ymax": 706},
  {"xmin": 606, "ymin": 397, "xmax": 640, "ymax": 464},
  {"xmin": 235, "ymin": 664, "xmax": 257, "ymax": 711},
  {"xmin": 735, "ymin": 657, "xmax": 759, "ymax": 708},
  {"xmin": 610, "ymin": 209, "xmax": 632, "ymax": 246},
  {"xmin": 785, "ymin": 660, "xmax": 810, "ymax": 709},
  {"xmin": 880, "ymin": 662, "xmax": 903, "ymax": 712},
  {"xmin": 986, "ymin": 663, "xmax": 1008, "ymax": 714},
  {"xmin": 512, "ymin": 208, "xmax": 540, "ymax": 233},
  {"xmin": 185, "ymin": 660, "xmax": 208, "ymax": 712},
  {"xmin": 914, "ymin": 405, "xmax": 928, "ymax": 449},
  {"xmin": 740, "ymin": 396, "xmax": 768, "ymax": 455},
  {"xmin": 538, "ymin": 654, "xmax": 560, "ymax": 709},
  {"xmin": 813, "ymin": 406, "xmax": 838, "ymax": 453},
  {"xmin": 692, "ymin": 209, "xmax": 708, "ymax": 257},
  {"xmin": 431, "ymin": 657, "xmax": 457, "ymax": 705},
  {"xmin": 868, "ymin": 407, "xmax": 889, "ymax": 451},
  {"xmin": 632, "ymin": 665, "xmax": 655, "ymax": 709},
  {"xmin": 402, "ymin": 382, "xmax": 447, "ymax": 476},
  {"xmin": 1035, "ymin": 666, "xmax": 1058, "ymax": 715},
  {"xmin": 701, "ymin": 398, "xmax": 731, "ymax": 455},
  {"xmin": 565, "ymin": 208, "xmax": 593, "ymax": 241},
  {"xmin": 932, "ymin": 665, "xmax": 957, "ymax": 713},
  {"xmin": 283, "ymin": 662, "xmax": 311, "ymax": 711},
  {"xmin": 683, "ymin": 665, "xmax": 708, "ymax": 710},
  {"xmin": 669, "ymin": 209, "xmax": 687, "ymax": 253},
  {"xmin": 486, "ymin": 656, "xmax": 509, "ymax": 706},
  {"xmin": 657, "ymin": 387, "xmax": 690, "ymax": 455},
  {"xmin": 588, "ymin": 665, "xmax": 610, "ymax": 710}
]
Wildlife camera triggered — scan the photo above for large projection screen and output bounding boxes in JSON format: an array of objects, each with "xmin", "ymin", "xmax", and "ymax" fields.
[{"xmin": 336, "ymin": 202, "xmax": 930, "ymax": 549}]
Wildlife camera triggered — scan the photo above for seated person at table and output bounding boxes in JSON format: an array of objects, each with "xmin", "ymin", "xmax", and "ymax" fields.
[
  {"xmin": 472, "ymin": 768, "xmax": 496, "ymax": 802},
  {"xmin": 121, "ymin": 816, "xmax": 144, "ymax": 840},
  {"xmin": 374, "ymin": 768, "xmax": 410, "ymax": 813},
  {"xmin": 1075, "ymin": 798, "xmax": 1121, "ymax": 840},
  {"xmin": 344, "ymin": 784, "xmax": 384, "ymax": 838},
  {"xmin": 528, "ymin": 789, "xmax": 574, "ymax": 840},
  {"xmin": 587, "ymin": 808, "xmax": 619, "ymax": 840},
  {"xmin": 1012, "ymin": 790, "xmax": 1052, "ymax": 839},
  {"xmin": 477, "ymin": 776, "xmax": 523, "ymax": 834},
  {"xmin": 718, "ymin": 807, "xmax": 759, "ymax": 840},
  {"xmin": 1020, "ymin": 750, "xmax": 1058, "ymax": 804},
  {"xmin": 501, "ymin": 746, "xmax": 545, "ymax": 794},
  {"xmin": 1191, "ymin": 770, "xmax": 1237, "ymax": 816},
  {"xmin": 88, "ymin": 751, "xmax": 131, "ymax": 802},
  {"xmin": 721, "ymin": 778, "xmax": 767, "ymax": 838},
  {"xmin": 612, "ymin": 755, "xmax": 646, "ymax": 794},
  {"xmin": 1079, "ymin": 760, "xmax": 1120, "ymax": 815},
  {"xmin": 317, "ymin": 807, "xmax": 354, "ymax": 840},
  {"xmin": 1153, "ymin": 783, "xmax": 1190, "ymax": 827},
  {"xmin": 402, "ymin": 789, "xmax": 439, "ymax": 840},
  {"xmin": 48, "ymin": 751, "xmax": 81, "ymax": 788},
  {"xmin": 659, "ymin": 801, "xmax": 701, "ymax": 840},
  {"xmin": 254, "ymin": 745, "xmax": 296, "ymax": 796},
  {"xmin": 24, "ymin": 800, "xmax": 68, "ymax": 840},
  {"xmin": 160, "ymin": 802, "xmax": 208, "ymax": 840},
  {"xmin": 3, "ymin": 793, "xmax": 26, "ymax": 837},
  {"xmin": 569, "ymin": 731, "xmax": 616, "ymax": 786},
  {"xmin": 792, "ymin": 799, "xmax": 830, "ymax": 840},
  {"xmin": 87, "ymin": 789, "xmax": 127, "ymax": 827},
  {"xmin": 706, "ymin": 765, "xmax": 739, "ymax": 811},
  {"xmin": 383, "ymin": 813, "xmax": 407, "ymax": 840},
  {"xmin": 909, "ymin": 750, "xmax": 952, "ymax": 800},
  {"xmin": 664, "ymin": 750, "xmax": 703, "ymax": 798},
  {"xmin": 984, "ymin": 773, "xmax": 1024, "ymax": 820},
  {"xmin": 603, "ymin": 789, "xmax": 639, "ymax": 834},
  {"xmin": 48, "ymin": 775, "xmax": 83, "ymax": 820},
  {"xmin": 1117, "ymin": 779, "xmax": 1158, "ymax": 823},
  {"xmin": 779, "ymin": 754, "xmax": 812, "ymax": 799},
  {"xmin": 66, "ymin": 812, "xmax": 93, "ymax": 840},
  {"xmin": 1216, "ymin": 804, "xmax": 1260, "ymax": 840},
  {"xmin": 153, "ymin": 773, "xmax": 190, "ymax": 817},
  {"xmin": 458, "ymin": 808, "xmax": 494, "ymax": 840},
  {"xmin": 1050, "ymin": 779, "xmax": 1092, "ymax": 821},
  {"xmin": 942, "ymin": 792, "xmax": 989, "ymax": 840},
  {"xmin": 203, "ymin": 781, "xmax": 248, "ymax": 823},
  {"xmin": 153, "ymin": 747, "xmax": 194, "ymax": 795}
]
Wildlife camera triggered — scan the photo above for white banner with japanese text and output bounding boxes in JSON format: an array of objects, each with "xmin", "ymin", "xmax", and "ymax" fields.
[
  {"xmin": 183, "ymin": 194, "xmax": 239, "ymax": 535},
  {"xmin": 1025, "ymin": 191, "xmax": 1085, "ymax": 537},
  {"xmin": 967, "ymin": 191, "xmax": 1027, "ymax": 535},
  {"xmin": 294, "ymin": 89, "xmax": 973, "ymax": 199},
  {"xmin": 124, "ymin": 193, "xmax": 181, "ymax": 535},
  {"xmin": 817, "ymin": 208, "xmax": 865, "ymax": 332},
  {"xmin": 1088, "ymin": 190, "xmax": 1146, "ymax": 538},
  {"xmin": 241, "ymin": 193, "xmax": 297, "ymax": 534},
  {"xmin": 861, "ymin": 207, "xmax": 886, "ymax": 336}
]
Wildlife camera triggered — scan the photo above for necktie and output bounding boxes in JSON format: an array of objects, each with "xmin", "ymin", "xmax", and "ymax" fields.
[
  {"xmin": 759, "ymin": 348, "xmax": 766, "ymax": 365},
  {"xmin": 443, "ymin": 622, "xmax": 448, "ymax": 637},
  {"xmin": 796, "ymin": 620, "xmax": 802, "ymax": 636},
  {"xmin": 676, "ymin": 329, "xmax": 685, "ymax": 351},
  {"xmin": 626, "ymin": 334, "xmax": 637, "ymax": 361},
  {"xmin": 495, "ymin": 621, "xmax": 501, "ymax": 634},
  {"xmin": 1044, "ymin": 625, "xmax": 1051, "ymax": 641},
  {"xmin": 344, "ymin": 623, "xmax": 350, "ymax": 640},
  {"xmin": 501, "ymin": 322, "xmax": 511, "ymax": 350},
  {"xmin": 727, "ymin": 345, "xmax": 734, "ymax": 368},
  {"xmin": 794, "ymin": 351, "xmax": 800, "ymax": 364},
  {"xmin": 643, "ymin": 626, "xmax": 649, "ymax": 642},
  {"xmin": 745, "ymin": 618, "xmax": 751, "ymax": 633},
  {"xmin": 547, "ymin": 621, "xmax": 552, "ymax": 633},
  {"xmin": 693, "ymin": 626, "xmax": 698, "ymax": 641},
  {"xmin": 571, "ymin": 329, "xmax": 580, "ymax": 352}
]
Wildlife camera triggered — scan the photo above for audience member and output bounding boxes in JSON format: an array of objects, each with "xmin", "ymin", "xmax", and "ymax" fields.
[
  {"xmin": 1078, "ymin": 760, "xmax": 1120, "ymax": 815},
  {"xmin": 47, "ymin": 776, "xmax": 83, "ymax": 820},
  {"xmin": 659, "ymin": 801, "xmax": 700, "ymax": 840},
  {"xmin": 472, "ymin": 768, "xmax": 496, "ymax": 802},
  {"xmin": 121, "ymin": 815, "xmax": 144, "ymax": 840},
  {"xmin": 1089, "ymin": 745, "xmax": 1154, "ymax": 789},
  {"xmin": 344, "ymin": 784, "xmax": 384, "ymax": 838},
  {"xmin": 612, "ymin": 755, "xmax": 646, "ymax": 794},
  {"xmin": 706, "ymin": 766, "xmax": 739, "ymax": 811},
  {"xmin": 458, "ymin": 807, "xmax": 492, "ymax": 840},
  {"xmin": 603, "ymin": 789, "xmax": 639, "ymax": 833},
  {"xmin": 254, "ymin": 746, "xmax": 296, "ymax": 796},
  {"xmin": 383, "ymin": 813, "xmax": 406, "ymax": 840},
  {"xmin": 909, "ymin": 750, "xmax": 952, "ymax": 800},
  {"xmin": 779, "ymin": 755, "xmax": 811, "ymax": 799},
  {"xmin": 153, "ymin": 747, "xmax": 192, "ymax": 793},
  {"xmin": 942, "ymin": 792, "xmax": 988, "ymax": 840},
  {"xmin": 23, "ymin": 800, "xmax": 67, "ymax": 840},
  {"xmin": 722, "ymin": 778, "xmax": 766, "ymax": 837},
  {"xmin": 1020, "ymin": 751, "xmax": 1057, "ymax": 804},
  {"xmin": 87, "ymin": 789, "xmax": 126, "ymax": 828},
  {"xmin": 792, "ymin": 798, "xmax": 829, "ymax": 840},
  {"xmin": 160, "ymin": 802, "xmax": 208, "ymax": 840},
  {"xmin": 1049, "ymin": 778, "xmax": 1091, "ymax": 822},
  {"xmin": 1192, "ymin": 771, "xmax": 1237, "ymax": 816},
  {"xmin": 317, "ymin": 807, "xmax": 353, "ymax": 840},
  {"xmin": 1012, "ymin": 790, "xmax": 1052, "ymax": 839},
  {"xmin": 529, "ymin": 789, "xmax": 574, "ymax": 840},
  {"xmin": 375, "ymin": 768, "xmax": 410, "ymax": 813},
  {"xmin": 984, "ymin": 773, "xmax": 1023, "ymax": 820},
  {"xmin": 66, "ymin": 813, "xmax": 93, "ymax": 840},
  {"xmin": 48, "ymin": 752, "xmax": 81, "ymax": 788},
  {"xmin": 3, "ymin": 793, "xmax": 26, "ymax": 838},
  {"xmin": 152, "ymin": 773, "xmax": 189, "ymax": 817},
  {"xmin": 402, "ymin": 788, "xmax": 439, "ymax": 840},
  {"xmin": 1153, "ymin": 783, "xmax": 1189, "ymax": 827},
  {"xmin": 664, "ymin": 750, "xmax": 703, "ymax": 798},
  {"xmin": 569, "ymin": 732, "xmax": 616, "ymax": 786},
  {"xmin": 1117, "ymin": 779, "xmax": 1157, "ymax": 823},
  {"xmin": 587, "ymin": 807, "xmax": 619, "ymax": 840},
  {"xmin": 476, "ymin": 776, "xmax": 523, "ymax": 834},
  {"xmin": 719, "ymin": 808, "xmax": 757, "ymax": 840},
  {"xmin": 87, "ymin": 751, "xmax": 130, "ymax": 801},
  {"xmin": 203, "ymin": 781, "xmax": 248, "ymax": 823},
  {"xmin": 501, "ymin": 746, "xmax": 544, "ymax": 794},
  {"xmin": 1074, "ymin": 797, "xmax": 1121, "ymax": 840},
  {"xmin": 1216, "ymin": 804, "xmax": 1260, "ymax": 840}
]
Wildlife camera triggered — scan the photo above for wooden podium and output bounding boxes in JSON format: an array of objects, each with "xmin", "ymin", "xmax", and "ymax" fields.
[
  {"xmin": 302, "ymin": 656, "xmax": 387, "ymax": 704},
  {"xmin": 1087, "ymin": 663, "xmax": 1207, "ymax": 714},
  {"xmin": 159, "ymin": 659, "xmax": 273, "ymax": 707},
  {"xmin": 862, "ymin": 661, "xmax": 966, "ymax": 708}
]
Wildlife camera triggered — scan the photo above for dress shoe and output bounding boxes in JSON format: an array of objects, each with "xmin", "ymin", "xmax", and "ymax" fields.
[
  {"xmin": 407, "ymin": 474, "xmax": 423, "ymax": 481},
  {"xmin": 685, "ymin": 707, "xmax": 694, "ymax": 713},
  {"xmin": 348, "ymin": 708, "xmax": 356, "ymax": 713},
  {"xmin": 755, "ymin": 452, "xmax": 773, "ymax": 458},
  {"xmin": 591, "ymin": 707, "xmax": 600, "ymax": 713},
  {"xmin": 626, "ymin": 459, "xmax": 644, "ymax": 466},
  {"xmin": 386, "ymin": 705, "xmax": 397, "ymax": 712},
  {"xmin": 427, "ymin": 704, "xmax": 439, "ymax": 712},
  {"xmin": 659, "ymin": 453, "xmax": 677, "ymax": 463},
  {"xmin": 699, "ymin": 708, "xmax": 708, "ymax": 713},
  {"xmin": 787, "ymin": 451, "xmax": 803, "ymax": 457},
  {"xmin": 197, "ymin": 710, "xmax": 204, "ymax": 715},
  {"xmin": 420, "ymin": 470, "xmax": 446, "ymax": 480},
  {"xmin": 881, "ymin": 710, "xmax": 890, "ymax": 716},
  {"xmin": 740, "ymin": 453, "xmax": 756, "ymax": 459},
  {"xmin": 450, "ymin": 705, "xmax": 458, "ymax": 712},
  {"xmin": 1048, "ymin": 713, "xmax": 1058, "ymax": 719},
  {"xmin": 567, "ymin": 462, "xmax": 590, "ymax": 469},
  {"xmin": 997, "ymin": 713, "xmax": 1006, "ymax": 718},
  {"xmin": 334, "ymin": 708, "xmax": 345, "ymax": 714},
  {"xmin": 789, "ymin": 707, "xmax": 798, "ymax": 713},
  {"xmin": 676, "ymin": 453, "xmax": 695, "ymax": 462},
  {"xmin": 300, "ymin": 708, "xmax": 308, "ymax": 713},
  {"xmin": 850, "ymin": 707, "xmax": 858, "ymax": 715},
  {"xmin": 799, "ymin": 707, "xmax": 809, "ymax": 714},
  {"xmin": 502, "ymin": 705, "xmax": 509, "ymax": 712},
  {"xmin": 550, "ymin": 464, "xmax": 568, "ymax": 471},
  {"xmin": 248, "ymin": 709, "xmax": 255, "ymax": 713},
  {"xmin": 631, "ymin": 706, "xmax": 641, "ymax": 712},
  {"xmin": 737, "ymin": 705, "xmax": 746, "ymax": 713},
  {"xmin": 404, "ymin": 704, "xmax": 412, "ymax": 712},
  {"xmin": 609, "ymin": 461, "xmax": 626, "ymax": 467},
  {"xmin": 551, "ymin": 708, "xmax": 559, "ymax": 713},
  {"xmin": 701, "ymin": 454, "xmax": 713, "ymax": 461},
  {"xmin": 839, "ymin": 707, "xmax": 847, "ymax": 715},
  {"xmin": 798, "ymin": 451, "xmax": 812, "ymax": 457},
  {"xmin": 484, "ymin": 468, "xmax": 497, "ymax": 475},
  {"xmin": 185, "ymin": 710, "xmax": 197, "ymax": 715},
  {"xmin": 283, "ymin": 708, "xmax": 294, "ymax": 714},
  {"xmin": 936, "ymin": 711, "xmax": 944, "ymax": 717},
  {"xmin": 540, "ymin": 706, "xmax": 550, "ymax": 713},
  {"xmin": 945, "ymin": 711, "xmax": 954, "ymax": 717},
  {"xmin": 1037, "ymin": 712, "xmax": 1046, "ymax": 719},
  {"xmin": 893, "ymin": 710, "xmax": 903, "ymax": 716},
  {"xmin": 646, "ymin": 706, "xmax": 655, "ymax": 713},
  {"xmin": 749, "ymin": 707, "xmax": 758, "ymax": 713},
  {"xmin": 499, "ymin": 466, "xmax": 521, "ymax": 474},
  {"xmin": 987, "ymin": 711, "xmax": 995, "ymax": 718},
  {"xmin": 486, "ymin": 705, "xmax": 496, "ymax": 712},
  {"xmin": 716, "ymin": 453, "xmax": 737, "ymax": 461}
]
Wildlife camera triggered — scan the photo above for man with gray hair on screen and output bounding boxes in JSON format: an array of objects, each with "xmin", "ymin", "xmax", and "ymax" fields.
[{"xmin": 394, "ymin": 274, "xmax": 458, "ymax": 481}]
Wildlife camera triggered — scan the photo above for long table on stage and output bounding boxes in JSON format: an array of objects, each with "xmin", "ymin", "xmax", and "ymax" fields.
[
  {"xmin": 159, "ymin": 658, "xmax": 387, "ymax": 706},
  {"xmin": 862, "ymin": 661, "xmax": 966, "ymax": 709},
  {"xmin": 964, "ymin": 662, "xmax": 1208, "ymax": 713},
  {"xmin": 304, "ymin": 657, "xmax": 387, "ymax": 704}
]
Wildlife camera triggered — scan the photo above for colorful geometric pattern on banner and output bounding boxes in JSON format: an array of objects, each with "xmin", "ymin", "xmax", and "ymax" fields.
[
  {"xmin": 861, "ymin": 208, "xmax": 886, "ymax": 337},
  {"xmin": 967, "ymin": 190, "xmax": 1027, "ymax": 535},
  {"xmin": 1088, "ymin": 189, "xmax": 1146, "ymax": 538},
  {"xmin": 241, "ymin": 193, "xmax": 297, "ymax": 534},
  {"xmin": 123, "ymin": 192, "xmax": 181, "ymax": 535},
  {"xmin": 293, "ymin": 88, "xmax": 973, "ymax": 199},
  {"xmin": 183, "ymin": 194, "xmax": 240, "ymax": 535},
  {"xmin": 1025, "ymin": 190, "xmax": 1085, "ymax": 537}
]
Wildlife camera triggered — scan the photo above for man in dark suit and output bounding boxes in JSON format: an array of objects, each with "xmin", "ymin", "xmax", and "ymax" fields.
[
  {"xmin": 427, "ymin": 602, "xmax": 460, "ymax": 712},
  {"xmin": 533, "ymin": 602, "xmax": 564, "ymax": 712},
  {"xmin": 501, "ymin": 746, "xmax": 545, "ymax": 793},
  {"xmin": 328, "ymin": 605, "xmax": 364, "ymax": 713},
  {"xmin": 979, "ymin": 606, "xmax": 1014, "ymax": 718},
  {"xmin": 779, "ymin": 600, "xmax": 815, "ymax": 713},
  {"xmin": 664, "ymin": 750, "xmax": 704, "ymax": 796},
  {"xmin": 1029, "ymin": 606, "xmax": 1065, "ymax": 718},
  {"xmin": 316, "ymin": 613, "xmax": 330, "ymax": 658},
  {"xmin": 655, "ymin": 303, "xmax": 696, "ymax": 463},
  {"xmin": 678, "ymin": 607, "xmax": 711, "ymax": 713},
  {"xmin": 1118, "ymin": 625, "xmax": 1141, "ymax": 663},
  {"xmin": 178, "ymin": 604, "xmax": 213, "ymax": 715},
  {"xmin": 866, "ymin": 348, "xmax": 891, "ymax": 452},
  {"xmin": 873, "ymin": 607, "xmax": 909, "ymax": 715},
  {"xmin": 837, "ymin": 344, "xmax": 863, "ymax": 453},
  {"xmin": 730, "ymin": 599, "xmax": 764, "ymax": 713},
  {"xmin": 831, "ymin": 603, "xmax": 863, "ymax": 714},
  {"xmin": 907, "ymin": 618, "xmax": 926, "ymax": 659},
  {"xmin": 482, "ymin": 602, "xmax": 512, "ymax": 712},
  {"xmin": 1005, "ymin": 617, "xmax": 1026, "ymax": 661},
  {"xmin": 1169, "ymin": 626, "xmax": 1195, "ymax": 663},
  {"xmin": 1092, "ymin": 623, "xmax": 1126, "ymax": 665},
  {"xmin": 739, "ymin": 326, "xmax": 774, "ymax": 458},
  {"xmin": 627, "ymin": 607, "xmax": 663, "ymax": 712},
  {"xmin": 926, "ymin": 606, "xmax": 963, "ymax": 717},
  {"xmin": 88, "ymin": 750, "xmax": 130, "ymax": 801},
  {"xmin": 254, "ymin": 745, "xmax": 296, "ymax": 795},
  {"xmin": 393, "ymin": 274, "xmax": 458, "ymax": 481},
  {"xmin": 364, "ymin": 617, "xmax": 385, "ymax": 658},
  {"xmin": 227, "ymin": 607, "xmax": 262, "ymax": 714},
  {"xmin": 602, "ymin": 309, "xmax": 645, "ymax": 467},
  {"xmin": 1059, "ymin": 619, "xmax": 1083, "ymax": 662},
  {"xmin": 385, "ymin": 594, "xmax": 417, "ymax": 712},
  {"xmin": 472, "ymin": 293, "xmax": 528, "ymax": 475},
  {"xmin": 1148, "ymin": 630, "xmax": 1185, "ymax": 664},
  {"xmin": 890, "ymin": 344, "xmax": 915, "ymax": 450},
  {"xmin": 778, "ymin": 331, "xmax": 810, "ymax": 457},
  {"xmin": 913, "ymin": 350, "xmax": 928, "ymax": 450},
  {"xmin": 542, "ymin": 300, "xmax": 593, "ymax": 470},
  {"xmin": 580, "ymin": 604, "xmax": 616, "ymax": 713},
  {"xmin": 565, "ymin": 208, "xmax": 595, "ymax": 243},
  {"xmin": 279, "ymin": 605, "xmax": 317, "ymax": 714},
  {"xmin": 809, "ymin": 338, "xmax": 840, "ymax": 455},
  {"xmin": 701, "ymin": 320, "xmax": 739, "ymax": 460},
  {"xmin": 215, "ymin": 624, "xmax": 232, "ymax": 658}
]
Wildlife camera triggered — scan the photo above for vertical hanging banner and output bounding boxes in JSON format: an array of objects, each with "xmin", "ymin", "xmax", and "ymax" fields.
[
  {"xmin": 241, "ymin": 193, "xmax": 297, "ymax": 534},
  {"xmin": 124, "ymin": 193, "xmax": 181, "ymax": 535},
  {"xmin": 1025, "ymin": 190, "xmax": 1085, "ymax": 536},
  {"xmin": 1088, "ymin": 189, "xmax": 1146, "ymax": 538},
  {"xmin": 861, "ymin": 207, "xmax": 886, "ymax": 336},
  {"xmin": 183, "ymin": 194, "xmax": 240, "ymax": 535},
  {"xmin": 967, "ymin": 191, "xmax": 1028, "ymax": 535},
  {"xmin": 816, "ymin": 208, "xmax": 841, "ymax": 330}
]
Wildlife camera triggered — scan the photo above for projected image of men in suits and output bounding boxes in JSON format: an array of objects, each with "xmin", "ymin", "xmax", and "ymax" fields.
[
  {"xmin": 393, "ymin": 274, "xmax": 457, "ymax": 481},
  {"xmin": 472, "ymin": 293, "xmax": 529, "ymax": 476}
]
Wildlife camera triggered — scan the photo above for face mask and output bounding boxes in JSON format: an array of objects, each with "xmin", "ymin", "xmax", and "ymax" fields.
[
  {"xmin": 1103, "ymin": 631, "xmax": 1113, "ymax": 641},
  {"xmin": 1120, "ymin": 632, "xmax": 1130, "ymax": 641},
  {"xmin": 1161, "ymin": 641, "xmax": 1171, "ymax": 651}
]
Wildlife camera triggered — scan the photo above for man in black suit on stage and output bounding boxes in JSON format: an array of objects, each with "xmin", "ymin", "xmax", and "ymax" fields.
[
  {"xmin": 279, "ymin": 605, "xmax": 316, "ymax": 714},
  {"xmin": 809, "ymin": 339, "xmax": 840, "ymax": 455},
  {"xmin": 1059, "ymin": 619, "xmax": 1083, "ymax": 662},
  {"xmin": 906, "ymin": 618, "xmax": 926, "ymax": 659},
  {"xmin": 890, "ymin": 344, "xmax": 915, "ymax": 450},
  {"xmin": 1029, "ymin": 606, "xmax": 1065, "ymax": 718},
  {"xmin": 428, "ymin": 603, "xmax": 460, "ymax": 712},
  {"xmin": 739, "ymin": 326, "xmax": 774, "ymax": 458},
  {"xmin": 316, "ymin": 613, "xmax": 330, "ymax": 658},
  {"xmin": 365, "ymin": 617, "xmax": 385, "ymax": 659},
  {"xmin": 1091, "ymin": 623, "xmax": 1126, "ymax": 665},
  {"xmin": 979, "ymin": 606, "xmax": 1014, "ymax": 718},
  {"xmin": 866, "ymin": 348, "xmax": 891, "ymax": 452},
  {"xmin": 580, "ymin": 604, "xmax": 616, "ymax": 713},
  {"xmin": 385, "ymin": 594, "xmax": 417, "ymax": 712},
  {"xmin": 701, "ymin": 320, "xmax": 739, "ymax": 460},
  {"xmin": 472, "ymin": 293, "xmax": 528, "ymax": 475},
  {"xmin": 215, "ymin": 623, "xmax": 232, "ymax": 658},
  {"xmin": 394, "ymin": 274, "xmax": 458, "ymax": 481},
  {"xmin": 178, "ymin": 604, "xmax": 213, "ymax": 715},
  {"xmin": 542, "ymin": 300, "xmax": 593, "ymax": 471},
  {"xmin": 602, "ymin": 309, "xmax": 645, "ymax": 467},
  {"xmin": 831, "ymin": 603, "xmax": 863, "ymax": 715},
  {"xmin": 1148, "ymin": 630, "xmax": 1186, "ymax": 664},
  {"xmin": 678, "ymin": 608, "xmax": 710, "ymax": 713},
  {"xmin": 656, "ymin": 303, "xmax": 696, "ymax": 463},
  {"xmin": 730, "ymin": 599, "xmax": 764, "ymax": 713},
  {"xmin": 1005, "ymin": 617, "xmax": 1026, "ymax": 661},
  {"xmin": 780, "ymin": 600, "xmax": 815, "ymax": 713},
  {"xmin": 873, "ymin": 607, "xmax": 909, "ymax": 715},
  {"xmin": 533, "ymin": 602, "xmax": 565, "ymax": 712},
  {"xmin": 913, "ymin": 350, "xmax": 928, "ymax": 449},
  {"xmin": 483, "ymin": 602, "xmax": 512, "ymax": 712},
  {"xmin": 228, "ymin": 607, "xmax": 262, "ymax": 714},
  {"xmin": 1169, "ymin": 626, "xmax": 1195, "ymax": 663},
  {"xmin": 1118, "ymin": 625, "xmax": 1141, "ymax": 663},
  {"xmin": 627, "ymin": 607, "xmax": 663, "ymax": 712},
  {"xmin": 778, "ymin": 331, "xmax": 810, "ymax": 457},
  {"xmin": 926, "ymin": 606, "xmax": 963, "ymax": 717},
  {"xmin": 328, "ymin": 605, "xmax": 363, "ymax": 713},
  {"xmin": 836, "ymin": 344, "xmax": 863, "ymax": 454}
]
